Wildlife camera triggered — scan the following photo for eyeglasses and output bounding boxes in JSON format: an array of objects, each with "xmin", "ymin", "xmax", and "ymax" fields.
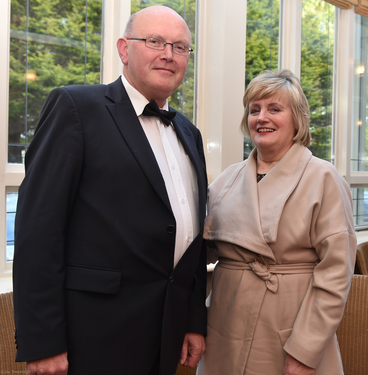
[{"xmin": 126, "ymin": 37, "xmax": 193, "ymax": 56}]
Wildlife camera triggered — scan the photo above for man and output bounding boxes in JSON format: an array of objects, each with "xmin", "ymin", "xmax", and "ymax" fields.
[{"xmin": 13, "ymin": 6, "xmax": 207, "ymax": 375}]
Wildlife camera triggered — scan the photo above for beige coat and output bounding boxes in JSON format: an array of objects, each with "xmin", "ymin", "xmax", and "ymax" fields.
[{"xmin": 197, "ymin": 143, "xmax": 356, "ymax": 375}]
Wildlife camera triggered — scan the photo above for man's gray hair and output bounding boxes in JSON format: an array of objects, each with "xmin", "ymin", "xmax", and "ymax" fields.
[{"xmin": 124, "ymin": 12, "xmax": 137, "ymax": 37}]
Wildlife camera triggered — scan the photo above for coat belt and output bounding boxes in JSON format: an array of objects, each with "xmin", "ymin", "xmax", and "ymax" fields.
[{"xmin": 218, "ymin": 257, "xmax": 317, "ymax": 293}]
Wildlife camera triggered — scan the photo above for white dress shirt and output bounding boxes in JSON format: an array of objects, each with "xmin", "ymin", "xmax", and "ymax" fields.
[{"xmin": 121, "ymin": 75, "xmax": 199, "ymax": 267}]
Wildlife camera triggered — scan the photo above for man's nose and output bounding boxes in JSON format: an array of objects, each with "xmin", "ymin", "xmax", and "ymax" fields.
[{"xmin": 161, "ymin": 43, "xmax": 174, "ymax": 60}]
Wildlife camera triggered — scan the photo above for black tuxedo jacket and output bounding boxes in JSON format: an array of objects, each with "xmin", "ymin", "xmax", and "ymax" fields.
[{"xmin": 13, "ymin": 78, "xmax": 207, "ymax": 375}]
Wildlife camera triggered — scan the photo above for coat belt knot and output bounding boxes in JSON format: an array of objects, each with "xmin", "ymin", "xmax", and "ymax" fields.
[{"xmin": 249, "ymin": 261, "xmax": 279, "ymax": 293}]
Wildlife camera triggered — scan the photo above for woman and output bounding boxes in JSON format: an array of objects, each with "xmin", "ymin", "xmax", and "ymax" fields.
[{"xmin": 197, "ymin": 70, "xmax": 356, "ymax": 375}]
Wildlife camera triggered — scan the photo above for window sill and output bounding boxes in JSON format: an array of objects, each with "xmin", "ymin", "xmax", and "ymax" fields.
[
  {"xmin": 0, "ymin": 273, "xmax": 12, "ymax": 293},
  {"xmin": 356, "ymin": 230, "xmax": 368, "ymax": 245}
]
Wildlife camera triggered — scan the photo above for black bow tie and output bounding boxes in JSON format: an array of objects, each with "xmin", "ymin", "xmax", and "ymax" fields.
[{"xmin": 142, "ymin": 99, "xmax": 176, "ymax": 126}]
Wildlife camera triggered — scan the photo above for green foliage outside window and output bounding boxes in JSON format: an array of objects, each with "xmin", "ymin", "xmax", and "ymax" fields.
[
  {"xmin": 244, "ymin": 0, "xmax": 279, "ymax": 159},
  {"xmin": 301, "ymin": 0, "xmax": 334, "ymax": 162},
  {"xmin": 245, "ymin": 0, "xmax": 279, "ymax": 87},
  {"xmin": 9, "ymin": 0, "xmax": 103, "ymax": 163}
]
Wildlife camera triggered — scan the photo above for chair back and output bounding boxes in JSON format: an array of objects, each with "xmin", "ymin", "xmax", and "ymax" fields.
[
  {"xmin": 336, "ymin": 275, "xmax": 368, "ymax": 375},
  {"xmin": 356, "ymin": 242, "xmax": 368, "ymax": 275},
  {"xmin": 0, "ymin": 292, "xmax": 27, "ymax": 372}
]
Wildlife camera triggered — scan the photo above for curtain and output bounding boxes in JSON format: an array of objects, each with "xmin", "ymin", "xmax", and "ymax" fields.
[{"xmin": 324, "ymin": 0, "xmax": 368, "ymax": 17}]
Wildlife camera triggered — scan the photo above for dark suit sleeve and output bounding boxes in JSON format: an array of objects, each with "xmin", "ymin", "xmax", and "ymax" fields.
[
  {"xmin": 13, "ymin": 87, "xmax": 84, "ymax": 361},
  {"xmin": 186, "ymin": 125, "xmax": 208, "ymax": 336},
  {"xmin": 187, "ymin": 238, "xmax": 208, "ymax": 335}
]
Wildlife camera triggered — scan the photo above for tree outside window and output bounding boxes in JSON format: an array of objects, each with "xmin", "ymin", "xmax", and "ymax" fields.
[
  {"xmin": 301, "ymin": 0, "xmax": 334, "ymax": 162},
  {"xmin": 8, "ymin": 0, "xmax": 103, "ymax": 164}
]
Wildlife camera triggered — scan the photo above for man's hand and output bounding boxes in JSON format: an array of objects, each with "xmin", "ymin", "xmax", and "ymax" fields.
[
  {"xmin": 284, "ymin": 354, "xmax": 314, "ymax": 375},
  {"xmin": 179, "ymin": 332, "xmax": 205, "ymax": 368},
  {"xmin": 26, "ymin": 351, "xmax": 68, "ymax": 375}
]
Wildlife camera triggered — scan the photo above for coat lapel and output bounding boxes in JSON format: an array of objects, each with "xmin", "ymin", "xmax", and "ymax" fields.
[
  {"xmin": 204, "ymin": 144, "xmax": 313, "ymax": 261},
  {"xmin": 104, "ymin": 79, "xmax": 171, "ymax": 211},
  {"xmin": 258, "ymin": 143, "xmax": 312, "ymax": 243},
  {"xmin": 205, "ymin": 149, "xmax": 276, "ymax": 261}
]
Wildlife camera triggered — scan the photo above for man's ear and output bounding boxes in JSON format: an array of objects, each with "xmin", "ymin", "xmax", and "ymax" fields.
[{"xmin": 117, "ymin": 38, "xmax": 128, "ymax": 65}]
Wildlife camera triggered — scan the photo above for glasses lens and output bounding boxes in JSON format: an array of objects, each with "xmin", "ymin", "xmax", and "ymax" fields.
[
  {"xmin": 173, "ymin": 44, "xmax": 190, "ymax": 55},
  {"xmin": 145, "ymin": 37, "xmax": 191, "ymax": 55},
  {"xmin": 145, "ymin": 37, "xmax": 165, "ymax": 50}
]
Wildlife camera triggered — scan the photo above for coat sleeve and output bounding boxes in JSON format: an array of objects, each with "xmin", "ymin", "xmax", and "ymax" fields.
[
  {"xmin": 186, "ymin": 125, "xmax": 208, "ymax": 335},
  {"xmin": 13, "ymin": 87, "xmax": 84, "ymax": 362},
  {"xmin": 283, "ymin": 164, "xmax": 357, "ymax": 368}
]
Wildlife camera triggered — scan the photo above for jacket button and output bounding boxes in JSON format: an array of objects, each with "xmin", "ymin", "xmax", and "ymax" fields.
[
  {"xmin": 169, "ymin": 275, "xmax": 174, "ymax": 283},
  {"xmin": 167, "ymin": 225, "xmax": 175, "ymax": 234}
]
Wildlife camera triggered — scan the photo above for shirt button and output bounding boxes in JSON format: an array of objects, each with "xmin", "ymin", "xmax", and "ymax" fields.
[
  {"xmin": 167, "ymin": 225, "xmax": 175, "ymax": 234},
  {"xmin": 180, "ymin": 198, "xmax": 185, "ymax": 204}
]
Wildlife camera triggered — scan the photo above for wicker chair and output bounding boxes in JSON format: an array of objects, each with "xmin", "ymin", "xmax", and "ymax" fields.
[
  {"xmin": 336, "ymin": 275, "xmax": 368, "ymax": 375},
  {"xmin": 356, "ymin": 242, "xmax": 368, "ymax": 275},
  {"xmin": 0, "ymin": 292, "xmax": 27, "ymax": 372}
]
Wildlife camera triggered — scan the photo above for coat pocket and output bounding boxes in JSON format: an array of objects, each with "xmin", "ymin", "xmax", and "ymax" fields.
[
  {"xmin": 278, "ymin": 328, "xmax": 293, "ymax": 347},
  {"xmin": 65, "ymin": 264, "xmax": 122, "ymax": 294}
]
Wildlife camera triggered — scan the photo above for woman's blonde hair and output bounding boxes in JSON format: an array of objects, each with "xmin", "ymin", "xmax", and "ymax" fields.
[{"xmin": 240, "ymin": 69, "xmax": 311, "ymax": 147}]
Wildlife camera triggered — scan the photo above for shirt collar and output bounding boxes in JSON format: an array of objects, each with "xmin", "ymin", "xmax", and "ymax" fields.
[{"xmin": 120, "ymin": 74, "xmax": 169, "ymax": 116}]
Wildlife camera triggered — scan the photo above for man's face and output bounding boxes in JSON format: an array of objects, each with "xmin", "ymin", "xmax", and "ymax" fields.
[{"xmin": 118, "ymin": 8, "xmax": 191, "ymax": 107}]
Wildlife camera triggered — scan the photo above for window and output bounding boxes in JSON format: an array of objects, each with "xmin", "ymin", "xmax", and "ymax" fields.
[
  {"xmin": 351, "ymin": 14, "xmax": 368, "ymax": 172},
  {"xmin": 301, "ymin": 0, "xmax": 334, "ymax": 162},
  {"xmin": 8, "ymin": 0, "xmax": 103, "ymax": 164},
  {"xmin": 244, "ymin": 0, "xmax": 280, "ymax": 159},
  {"xmin": 351, "ymin": 14, "xmax": 368, "ymax": 228},
  {"xmin": 6, "ymin": 191, "xmax": 18, "ymax": 262},
  {"xmin": 352, "ymin": 187, "xmax": 368, "ymax": 226},
  {"xmin": 245, "ymin": 0, "xmax": 280, "ymax": 86}
]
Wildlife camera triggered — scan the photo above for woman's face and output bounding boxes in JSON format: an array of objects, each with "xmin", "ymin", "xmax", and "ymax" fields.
[{"xmin": 248, "ymin": 94, "xmax": 296, "ymax": 157}]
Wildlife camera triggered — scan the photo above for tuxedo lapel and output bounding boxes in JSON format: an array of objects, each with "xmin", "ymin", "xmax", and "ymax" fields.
[{"xmin": 105, "ymin": 79, "xmax": 172, "ymax": 211}]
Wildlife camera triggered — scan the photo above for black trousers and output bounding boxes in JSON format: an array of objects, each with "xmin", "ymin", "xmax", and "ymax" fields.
[{"xmin": 147, "ymin": 355, "xmax": 160, "ymax": 375}]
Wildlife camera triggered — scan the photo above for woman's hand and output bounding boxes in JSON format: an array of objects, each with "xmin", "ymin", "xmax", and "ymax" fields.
[{"xmin": 284, "ymin": 354, "xmax": 314, "ymax": 375}]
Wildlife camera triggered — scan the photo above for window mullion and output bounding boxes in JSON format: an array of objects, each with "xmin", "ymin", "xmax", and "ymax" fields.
[
  {"xmin": 279, "ymin": 0, "xmax": 302, "ymax": 78},
  {"xmin": 196, "ymin": 0, "xmax": 246, "ymax": 182},
  {"xmin": 334, "ymin": 7, "xmax": 355, "ymax": 184},
  {"xmin": 101, "ymin": 0, "xmax": 130, "ymax": 84},
  {"xmin": 0, "ymin": 0, "xmax": 11, "ymax": 276}
]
